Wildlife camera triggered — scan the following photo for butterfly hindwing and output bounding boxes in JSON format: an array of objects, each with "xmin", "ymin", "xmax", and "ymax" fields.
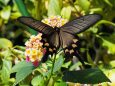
[
  {"xmin": 61, "ymin": 14, "xmax": 102, "ymax": 34},
  {"xmin": 18, "ymin": 17, "xmax": 55, "ymax": 35},
  {"xmin": 41, "ymin": 34, "xmax": 58, "ymax": 62},
  {"xmin": 59, "ymin": 31, "xmax": 78, "ymax": 58}
]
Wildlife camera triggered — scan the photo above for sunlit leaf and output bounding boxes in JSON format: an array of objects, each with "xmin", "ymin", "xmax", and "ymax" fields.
[
  {"xmin": 61, "ymin": 6, "xmax": 71, "ymax": 20},
  {"xmin": 43, "ymin": 55, "xmax": 64, "ymax": 77},
  {"xmin": 0, "ymin": 38, "xmax": 13, "ymax": 49},
  {"xmin": 47, "ymin": 77, "xmax": 54, "ymax": 86},
  {"xmin": 1, "ymin": 6, "xmax": 11, "ymax": 20},
  {"xmin": 0, "ymin": 0, "xmax": 10, "ymax": 5},
  {"xmin": 98, "ymin": 35, "xmax": 115, "ymax": 54},
  {"xmin": 88, "ymin": 27, "xmax": 98, "ymax": 33},
  {"xmin": 12, "ymin": 61, "xmax": 35, "ymax": 86},
  {"xmin": 110, "ymin": 60, "xmax": 115, "ymax": 68},
  {"xmin": 63, "ymin": 68, "xmax": 110, "ymax": 84},
  {"xmin": 31, "ymin": 75, "xmax": 45, "ymax": 86},
  {"xmin": 48, "ymin": 0, "xmax": 62, "ymax": 16},
  {"xmin": 69, "ymin": 62, "xmax": 81, "ymax": 71},
  {"xmin": 53, "ymin": 55, "xmax": 64, "ymax": 73},
  {"xmin": 11, "ymin": 61, "xmax": 34, "ymax": 73},
  {"xmin": 104, "ymin": 0, "xmax": 112, "ymax": 7},
  {"xmin": 1, "ymin": 59, "xmax": 12, "ymax": 84},
  {"xmin": 62, "ymin": 61, "xmax": 71, "ymax": 68},
  {"xmin": 54, "ymin": 81, "xmax": 67, "ymax": 86},
  {"xmin": 90, "ymin": 8, "xmax": 103, "ymax": 13},
  {"xmin": 77, "ymin": 0, "xmax": 90, "ymax": 12}
]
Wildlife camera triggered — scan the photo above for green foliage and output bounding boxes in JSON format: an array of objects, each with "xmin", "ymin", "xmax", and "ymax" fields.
[
  {"xmin": 14, "ymin": 0, "xmax": 37, "ymax": 34},
  {"xmin": 48, "ymin": 0, "xmax": 62, "ymax": 16},
  {"xmin": 31, "ymin": 75, "xmax": 45, "ymax": 86},
  {"xmin": 54, "ymin": 81, "xmax": 67, "ymax": 86},
  {"xmin": 12, "ymin": 61, "xmax": 35, "ymax": 86},
  {"xmin": 77, "ymin": 0, "xmax": 90, "ymax": 12},
  {"xmin": 1, "ymin": 59, "xmax": 12, "ymax": 84},
  {"xmin": 98, "ymin": 34, "xmax": 115, "ymax": 54},
  {"xmin": 0, "ymin": 0, "xmax": 115, "ymax": 86},
  {"xmin": 11, "ymin": 61, "xmax": 34, "ymax": 73},
  {"xmin": 0, "ymin": 38, "xmax": 13, "ymax": 49},
  {"xmin": 61, "ymin": 6, "xmax": 72, "ymax": 20},
  {"xmin": 1, "ymin": 6, "xmax": 11, "ymax": 21},
  {"xmin": 53, "ymin": 55, "xmax": 64, "ymax": 73}
]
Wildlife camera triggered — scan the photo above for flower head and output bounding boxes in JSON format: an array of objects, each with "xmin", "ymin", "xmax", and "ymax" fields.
[
  {"xmin": 25, "ymin": 33, "xmax": 46, "ymax": 67},
  {"xmin": 42, "ymin": 16, "xmax": 68, "ymax": 28}
]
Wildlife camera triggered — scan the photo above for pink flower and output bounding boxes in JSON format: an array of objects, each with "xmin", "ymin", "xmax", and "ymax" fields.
[
  {"xmin": 25, "ymin": 33, "xmax": 46, "ymax": 67},
  {"xmin": 26, "ymin": 56, "xmax": 30, "ymax": 62},
  {"xmin": 32, "ymin": 60, "xmax": 39, "ymax": 67}
]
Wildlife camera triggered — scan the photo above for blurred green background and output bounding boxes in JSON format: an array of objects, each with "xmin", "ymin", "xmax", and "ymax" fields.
[{"xmin": 0, "ymin": 0, "xmax": 115, "ymax": 85}]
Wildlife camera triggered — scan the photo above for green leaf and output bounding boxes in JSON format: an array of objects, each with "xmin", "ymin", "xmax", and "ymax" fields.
[
  {"xmin": 61, "ymin": 6, "xmax": 71, "ymax": 20},
  {"xmin": 63, "ymin": 68, "xmax": 110, "ymax": 84},
  {"xmin": 13, "ymin": 61, "xmax": 35, "ymax": 86},
  {"xmin": 90, "ymin": 8, "xmax": 103, "ymax": 13},
  {"xmin": 86, "ymin": 51, "xmax": 94, "ymax": 65},
  {"xmin": 43, "ymin": 55, "xmax": 64, "ymax": 77},
  {"xmin": 31, "ymin": 75, "xmax": 45, "ymax": 86},
  {"xmin": 88, "ymin": 27, "xmax": 98, "ymax": 33},
  {"xmin": 0, "ymin": 0, "xmax": 10, "ymax": 5},
  {"xmin": 104, "ymin": 0, "xmax": 112, "ymax": 7},
  {"xmin": 110, "ymin": 60, "xmax": 115, "ymax": 68},
  {"xmin": 69, "ymin": 62, "xmax": 81, "ymax": 71},
  {"xmin": 1, "ymin": 6, "xmax": 11, "ymax": 20},
  {"xmin": 14, "ymin": 0, "xmax": 37, "ymax": 35},
  {"xmin": 48, "ymin": 0, "xmax": 62, "ymax": 16},
  {"xmin": 98, "ymin": 35, "xmax": 115, "ymax": 54},
  {"xmin": 14, "ymin": 0, "xmax": 30, "ymax": 16},
  {"xmin": 0, "ymin": 38, "xmax": 13, "ymax": 49},
  {"xmin": 1, "ymin": 59, "xmax": 12, "ymax": 84},
  {"xmin": 53, "ymin": 55, "xmax": 64, "ymax": 73},
  {"xmin": 78, "ymin": 0, "xmax": 90, "ymax": 12},
  {"xmin": 54, "ymin": 81, "xmax": 67, "ymax": 86},
  {"xmin": 11, "ymin": 61, "xmax": 34, "ymax": 73},
  {"xmin": 47, "ymin": 77, "xmax": 54, "ymax": 86},
  {"xmin": 62, "ymin": 61, "xmax": 71, "ymax": 68}
]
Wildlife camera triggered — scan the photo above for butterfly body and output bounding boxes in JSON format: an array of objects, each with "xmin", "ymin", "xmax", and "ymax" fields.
[
  {"xmin": 18, "ymin": 14, "xmax": 102, "ymax": 63},
  {"xmin": 55, "ymin": 27, "xmax": 60, "ymax": 32}
]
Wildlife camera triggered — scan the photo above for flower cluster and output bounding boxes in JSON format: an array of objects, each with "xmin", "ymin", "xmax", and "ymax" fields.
[
  {"xmin": 25, "ymin": 33, "xmax": 46, "ymax": 67},
  {"xmin": 42, "ymin": 16, "xmax": 68, "ymax": 28}
]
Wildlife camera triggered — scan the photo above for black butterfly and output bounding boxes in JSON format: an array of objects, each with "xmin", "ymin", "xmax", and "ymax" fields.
[{"xmin": 18, "ymin": 14, "xmax": 102, "ymax": 66}]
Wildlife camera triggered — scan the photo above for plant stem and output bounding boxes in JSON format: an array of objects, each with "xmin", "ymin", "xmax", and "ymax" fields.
[
  {"xmin": 34, "ymin": 0, "xmax": 41, "ymax": 20},
  {"xmin": 46, "ymin": 54, "xmax": 57, "ymax": 86},
  {"xmin": 68, "ymin": 0, "xmax": 83, "ymax": 16},
  {"xmin": 51, "ymin": 54, "xmax": 56, "ymax": 75},
  {"xmin": 95, "ymin": 20, "xmax": 115, "ymax": 27}
]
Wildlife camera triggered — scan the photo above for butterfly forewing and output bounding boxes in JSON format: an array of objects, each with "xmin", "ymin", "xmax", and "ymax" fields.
[
  {"xmin": 59, "ymin": 31, "xmax": 76, "ymax": 48},
  {"xmin": 18, "ymin": 17, "xmax": 55, "ymax": 35},
  {"xmin": 61, "ymin": 14, "xmax": 102, "ymax": 34}
]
